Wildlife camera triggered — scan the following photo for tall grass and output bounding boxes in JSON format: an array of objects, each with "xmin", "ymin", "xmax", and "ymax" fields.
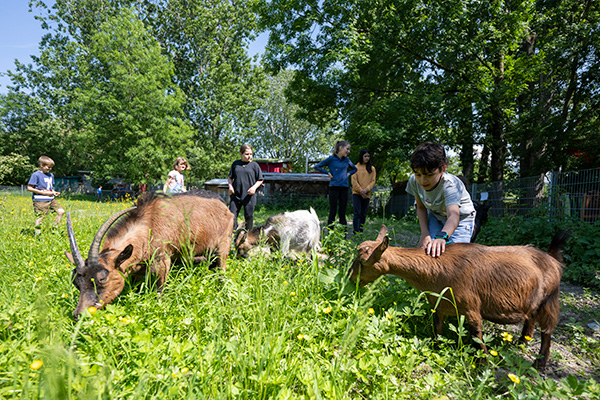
[{"xmin": 0, "ymin": 193, "xmax": 598, "ymax": 399}]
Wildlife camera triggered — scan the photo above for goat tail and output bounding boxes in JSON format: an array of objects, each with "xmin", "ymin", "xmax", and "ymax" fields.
[{"xmin": 547, "ymin": 230, "xmax": 570, "ymax": 263}]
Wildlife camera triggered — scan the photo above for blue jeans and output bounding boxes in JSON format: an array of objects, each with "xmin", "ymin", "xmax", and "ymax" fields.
[{"xmin": 428, "ymin": 212, "xmax": 474, "ymax": 243}]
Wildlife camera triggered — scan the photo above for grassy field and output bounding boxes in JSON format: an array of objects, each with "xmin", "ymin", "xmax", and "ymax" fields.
[{"xmin": 0, "ymin": 193, "xmax": 598, "ymax": 399}]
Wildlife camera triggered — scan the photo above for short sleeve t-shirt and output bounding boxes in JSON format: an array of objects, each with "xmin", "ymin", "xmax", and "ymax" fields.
[
  {"xmin": 228, "ymin": 160, "xmax": 263, "ymax": 199},
  {"xmin": 406, "ymin": 172, "xmax": 475, "ymax": 222},
  {"xmin": 166, "ymin": 170, "xmax": 185, "ymax": 193},
  {"xmin": 28, "ymin": 170, "xmax": 55, "ymax": 201}
]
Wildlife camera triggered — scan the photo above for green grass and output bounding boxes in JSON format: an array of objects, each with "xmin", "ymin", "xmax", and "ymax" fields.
[{"xmin": 0, "ymin": 193, "xmax": 598, "ymax": 399}]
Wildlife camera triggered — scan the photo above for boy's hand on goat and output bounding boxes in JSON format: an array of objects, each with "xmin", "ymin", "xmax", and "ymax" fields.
[{"xmin": 427, "ymin": 238, "xmax": 446, "ymax": 257}]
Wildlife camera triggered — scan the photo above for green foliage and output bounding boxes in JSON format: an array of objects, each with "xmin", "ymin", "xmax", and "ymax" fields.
[
  {"xmin": 476, "ymin": 207, "xmax": 600, "ymax": 290},
  {"xmin": 0, "ymin": 194, "xmax": 599, "ymax": 398},
  {"xmin": 0, "ymin": 153, "xmax": 37, "ymax": 185}
]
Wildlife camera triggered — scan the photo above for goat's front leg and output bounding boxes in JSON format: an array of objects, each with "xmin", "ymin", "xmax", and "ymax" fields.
[{"xmin": 151, "ymin": 250, "xmax": 171, "ymax": 293}]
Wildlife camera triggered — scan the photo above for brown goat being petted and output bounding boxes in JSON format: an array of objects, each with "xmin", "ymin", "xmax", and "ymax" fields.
[
  {"xmin": 349, "ymin": 225, "xmax": 569, "ymax": 370},
  {"xmin": 66, "ymin": 190, "xmax": 233, "ymax": 319}
]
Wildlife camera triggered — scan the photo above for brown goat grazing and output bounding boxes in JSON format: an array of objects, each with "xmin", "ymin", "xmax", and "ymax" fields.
[
  {"xmin": 66, "ymin": 190, "xmax": 233, "ymax": 319},
  {"xmin": 349, "ymin": 225, "xmax": 569, "ymax": 370}
]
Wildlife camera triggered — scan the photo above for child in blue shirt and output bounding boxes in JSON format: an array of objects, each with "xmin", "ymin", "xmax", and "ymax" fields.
[
  {"xmin": 27, "ymin": 156, "xmax": 65, "ymax": 235},
  {"xmin": 314, "ymin": 140, "xmax": 357, "ymax": 227},
  {"xmin": 406, "ymin": 143, "xmax": 475, "ymax": 257}
]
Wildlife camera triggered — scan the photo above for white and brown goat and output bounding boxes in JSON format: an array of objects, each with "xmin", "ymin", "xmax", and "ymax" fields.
[
  {"xmin": 349, "ymin": 225, "xmax": 569, "ymax": 370},
  {"xmin": 66, "ymin": 190, "xmax": 233, "ymax": 319},
  {"xmin": 235, "ymin": 207, "xmax": 320, "ymax": 258}
]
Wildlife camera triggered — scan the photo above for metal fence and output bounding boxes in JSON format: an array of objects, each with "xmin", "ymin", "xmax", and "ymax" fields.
[{"xmin": 471, "ymin": 168, "xmax": 600, "ymax": 222}]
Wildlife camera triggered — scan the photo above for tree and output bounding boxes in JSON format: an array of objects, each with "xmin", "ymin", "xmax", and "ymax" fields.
[
  {"xmin": 257, "ymin": 0, "xmax": 600, "ymax": 183},
  {"xmin": 246, "ymin": 70, "xmax": 334, "ymax": 171}
]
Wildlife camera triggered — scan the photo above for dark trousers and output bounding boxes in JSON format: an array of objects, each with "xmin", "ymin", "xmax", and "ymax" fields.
[
  {"xmin": 229, "ymin": 194, "xmax": 257, "ymax": 230},
  {"xmin": 327, "ymin": 186, "xmax": 349, "ymax": 226},
  {"xmin": 352, "ymin": 194, "xmax": 370, "ymax": 233}
]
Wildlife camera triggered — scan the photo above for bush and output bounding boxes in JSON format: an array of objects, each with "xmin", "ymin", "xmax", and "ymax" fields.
[
  {"xmin": 476, "ymin": 207, "xmax": 600, "ymax": 290},
  {"xmin": 0, "ymin": 153, "xmax": 37, "ymax": 185}
]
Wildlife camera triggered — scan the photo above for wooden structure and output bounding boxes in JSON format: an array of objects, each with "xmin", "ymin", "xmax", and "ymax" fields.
[
  {"xmin": 261, "ymin": 173, "xmax": 330, "ymax": 196},
  {"xmin": 203, "ymin": 173, "xmax": 331, "ymax": 204},
  {"xmin": 255, "ymin": 159, "xmax": 292, "ymax": 173}
]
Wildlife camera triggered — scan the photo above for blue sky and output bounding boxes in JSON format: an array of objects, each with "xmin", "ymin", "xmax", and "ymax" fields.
[
  {"xmin": 0, "ymin": 1, "xmax": 48, "ymax": 94},
  {"xmin": 0, "ymin": 1, "xmax": 267, "ymax": 95}
]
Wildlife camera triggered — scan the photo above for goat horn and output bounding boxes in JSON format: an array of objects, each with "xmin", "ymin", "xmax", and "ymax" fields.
[
  {"xmin": 233, "ymin": 226, "xmax": 247, "ymax": 241},
  {"xmin": 66, "ymin": 212, "xmax": 86, "ymax": 273},
  {"xmin": 88, "ymin": 207, "xmax": 136, "ymax": 266}
]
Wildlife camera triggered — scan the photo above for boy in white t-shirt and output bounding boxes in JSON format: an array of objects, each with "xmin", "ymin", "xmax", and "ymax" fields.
[{"xmin": 406, "ymin": 143, "xmax": 475, "ymax": 257}]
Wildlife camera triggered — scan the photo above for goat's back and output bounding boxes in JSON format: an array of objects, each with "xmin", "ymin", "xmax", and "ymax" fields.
[
  {"xmin": 423, "ymin": 243, "xmax": 564, "ymax": 323},
  {"xmin": 105, "ymin": 190, "xmax": 233, "ymax": 253},
  {"xmin": 277, "ymin": 208, "xmax": 321, "ymax": 253}
]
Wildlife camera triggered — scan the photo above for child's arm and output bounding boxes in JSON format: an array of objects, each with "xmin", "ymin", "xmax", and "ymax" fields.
[
  {"xmin": 27, "ymin": 184, "xmax": 59, "ymax": 196},
  {"xmin": 415, "ymin": 197, "xmax": 431, "ymax": 249},
  {"xmin": 428, "ymin": 204, "xmax": 460, "ymax": 258},
  {"xmin": 247, "ymin": 179, "xmax": 263, "ymax": 195}
]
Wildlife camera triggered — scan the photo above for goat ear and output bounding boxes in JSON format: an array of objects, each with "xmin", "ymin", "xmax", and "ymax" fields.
[
  {"xmin": 372, "ymin": 236, "xmax": 389, "ymax": 261},
  {"xmin": 116, "ymin": 244, "xmax": 134, "ymax": 269},
  {"xmin": 376, "ymin": 225, "xmax": 387, "ymax": 242},
  {"xmin": 65, "ymin": 251, "xmax": 75, "ymax": 265}
]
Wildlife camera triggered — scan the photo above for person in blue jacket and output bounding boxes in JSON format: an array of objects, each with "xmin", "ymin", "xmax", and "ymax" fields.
[{"xmin": 314, "ymin": 140, "xmax": 357, "ymax": 228}]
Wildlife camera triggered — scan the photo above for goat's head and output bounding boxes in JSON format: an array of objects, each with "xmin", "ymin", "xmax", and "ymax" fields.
[
  {"xmin": 65, "ymin": 208, "xmax": 135, "ymax": 320},
  {"xmin": 349, "ymin": 225, "xmax": 390, "ymax": 286},
  {"xmin": 234, "ymin": 227, "xmax": 253, "ymax": 258}
]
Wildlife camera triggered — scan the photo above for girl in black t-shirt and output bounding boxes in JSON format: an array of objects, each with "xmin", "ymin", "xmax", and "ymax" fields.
[{"xmin": 228, "ymin": 144, "xmax": 264, "ymax": 230}]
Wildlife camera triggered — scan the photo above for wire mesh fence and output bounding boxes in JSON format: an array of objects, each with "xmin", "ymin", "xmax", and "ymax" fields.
[{"xmin": 471, "ymin": 168, "xmax": 600, "ymax": 222}]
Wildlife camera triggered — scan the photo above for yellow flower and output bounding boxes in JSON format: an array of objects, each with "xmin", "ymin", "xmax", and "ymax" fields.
[
  {"xmin": 87, "ymin": 306, "xmax": 97, "ymax": 315},
  {"xmin": 431, "ymin": 308, "xmax": 436, "ymax": 313},
  {"xmin": 503, "ymin": 334, "xmax": 513, "ymax": 342},
  {"xmin": 297, "ymin": 334, "xmax": 305, "ymax": 340},
  {"xmin": 290, "ymin": 291, "xmax": 296, "ymax": 296},
  {"xmin": 368, "ymin": 308, "xmax": 375, "ymax": 314},
  {"xmin": 172, "ymin": 372, "xmax": 179, "ymax": 378},
  {"xmin": 489, "ymin": 350, "xmax": 498, "ymax": 357},
  {"xmin": 323, "ymin": 307, "xmax": 332, "ymax": 314},
  {"xmin": 35, "ymin": 277, "xmax": 42, "ymax": 282},
  {"xmin": 30, "ymin": 360, "xmax": 43, "ymax": 370},
  {"xmin": 181, "ymin": 367, "xmax": 189, "ymax": 374},
  {"xmin": 524, "ymin": 336, "xmax": 533, "ymax": 341},
  {"xmin": 386, "ymin": 314, "xmax": 393, "ymax": 320},
  {"xmin": 283, "ymin": 281, "xmax": 288, "ymax": 285},
  {"xmin": 119, "ymin": 316, "xmax": 132, "ymax": 324},
  {"xmin": 508, "ymin": 373, "xmax": 520, "ymax": 384},
  {"xmin": 61, "ymin": 293, "xmax": 69, "ymax": 298}
]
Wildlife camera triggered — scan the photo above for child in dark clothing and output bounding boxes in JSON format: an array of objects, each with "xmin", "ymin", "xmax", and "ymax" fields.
[{"xmin": 228, "ymin": 144, "xmax": 264, "ymax": 230}]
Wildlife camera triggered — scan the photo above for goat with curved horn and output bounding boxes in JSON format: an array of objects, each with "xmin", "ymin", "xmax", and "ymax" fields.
[{"xmin": 66, "ymin": 190, "xmax": 234, "ymax": 319}]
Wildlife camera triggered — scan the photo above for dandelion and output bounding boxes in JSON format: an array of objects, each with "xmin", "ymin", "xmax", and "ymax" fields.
[
  {"xmin": 508, "ymin": 373, "xmax": 520, "ymax": 384},
  {"xmin": 290, "ymin": 291, "xmax": 296, "ymax": 296},
  {"xmin": 297, "ymin": 334, "xmax": 305, "ymax": 340},
  {"xmin": 322, "ymin": 306, "xmax": 332, "ymax": 314},
  {"xmin": 88, "ymin": 306, "xmax": 97, "ymax": 315},
  {"xmin": 489, "ymin": 350, "xmax": 498, "ymax": 357},
  {"xmin": 368, "ymin": 308, "xmax": 375, "ymax": 314},
  {"xmin": 30, "ymin": 360, "xmax": 43, "ymax": 370},
  {"xmin": 524, "ymin": 336, "xmax": 533, "ymax": 341}
]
